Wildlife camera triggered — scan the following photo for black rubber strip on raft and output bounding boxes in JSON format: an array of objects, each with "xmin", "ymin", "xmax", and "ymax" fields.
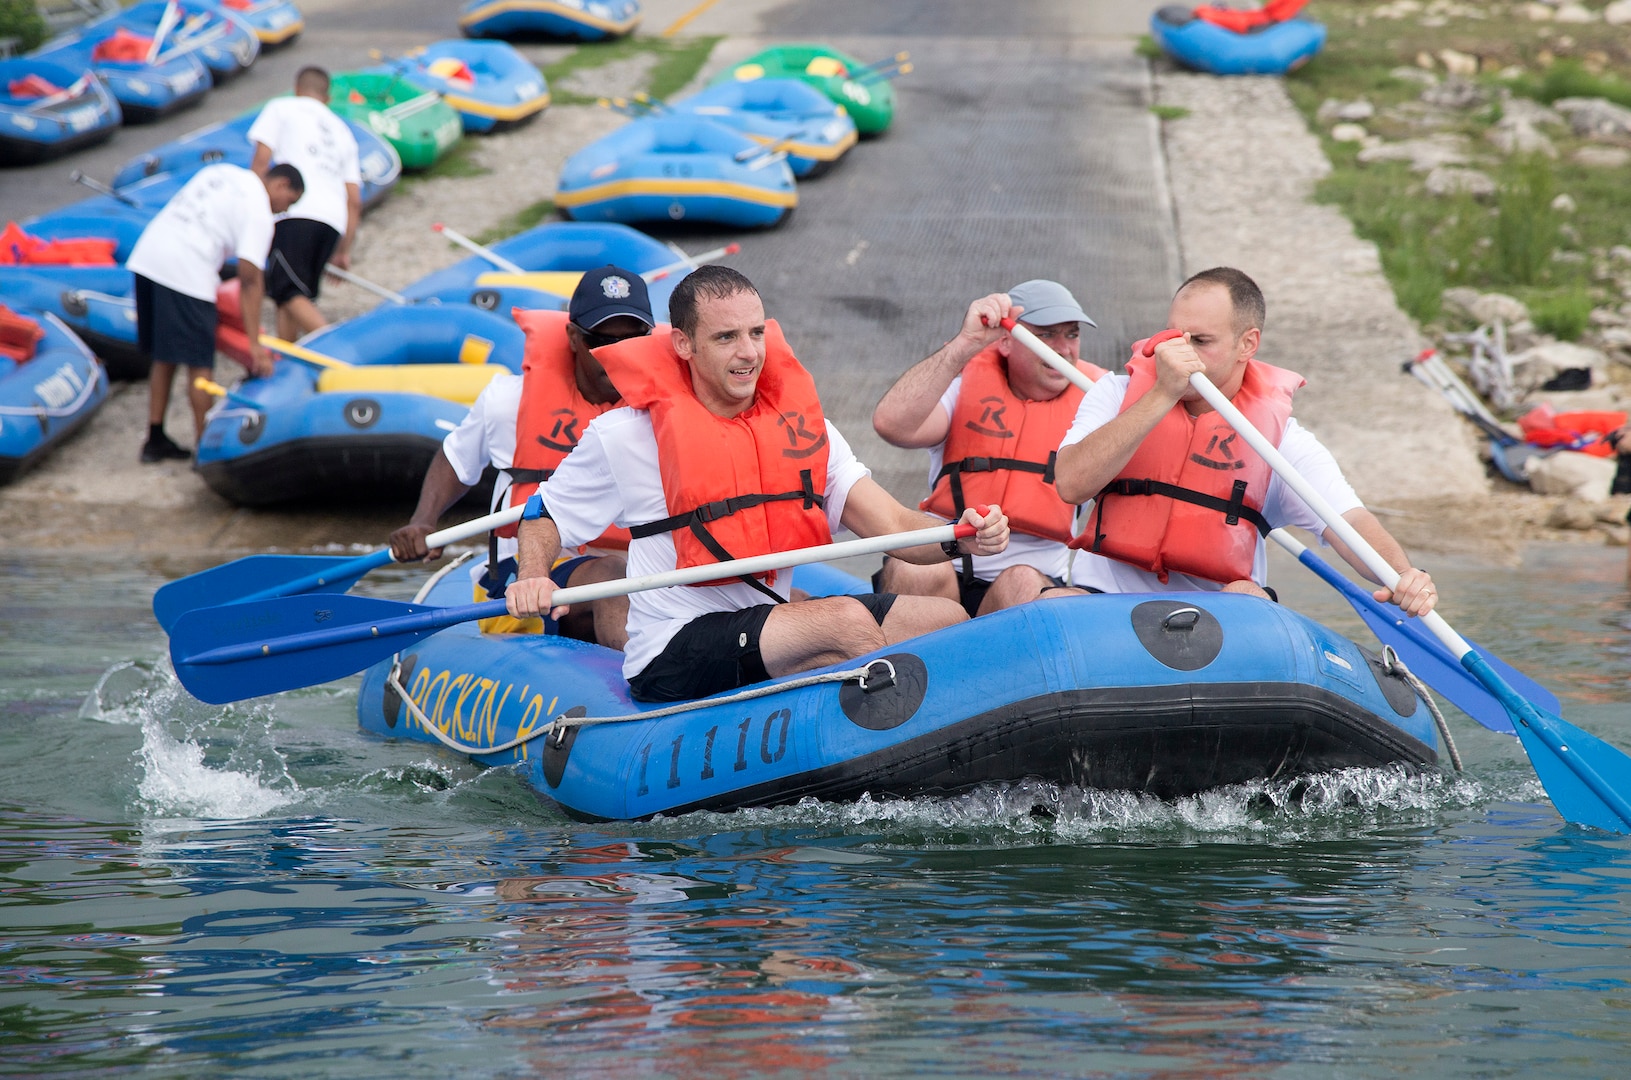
[
  {"xmin": 196, "ymin": 434, "xmax": 496, "ymax": 507},
  {"xmin": 552, "ymin": 681, "xmax": 1439, "ymax": 822}
]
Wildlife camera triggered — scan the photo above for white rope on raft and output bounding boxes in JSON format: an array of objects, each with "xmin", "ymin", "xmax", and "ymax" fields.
[
  {"xmin": 0, "ymin": 367, "xmax": 102, "ymax": 417},
  {"xmin": 1382, "ymin": 645, "xmax": 1462, "ymax": 772}
]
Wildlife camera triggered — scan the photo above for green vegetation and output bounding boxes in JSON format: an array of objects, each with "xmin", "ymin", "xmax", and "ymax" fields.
[
  {"xmin": 475, "ymin": 198, "xmax": 556, "ymax": 245},
  {"xmin": 1150, "ymin": 104, "xmax": 1191, "ymax": 121},
  {"xmin": 398, "ymin": 139, "xmax": 491, "ymax": 188},
  {"xmin": 0, "ymin": 0, "xmax": 48, "ymax": 53},
  {"xmin": 1283, "ymin": 1, "xmax": 1631, "ymax": 329},
  {"xmin": 543, "ymin": 35, "xmax": 723, "ymax": 107},
  {"xmin": 1136, "ymin": 34, "xmax": 1163, "ymax": 61}
]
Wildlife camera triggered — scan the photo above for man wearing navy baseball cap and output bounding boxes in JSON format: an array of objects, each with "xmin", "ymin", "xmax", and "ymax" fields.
[
  {"xmin": 872, "ymin": 279, "xmax": 1107, "ymax": 615},
  {"xmin": 388, "ymin": 264, "xmax": 654, "ymax": 647}
]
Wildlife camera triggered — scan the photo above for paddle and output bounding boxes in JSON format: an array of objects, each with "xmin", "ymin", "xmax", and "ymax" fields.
[
  {"xmin": 434, "ymin": 221, "xmax": 737, "ymax": 286},
  {"xmin": 1119, "ymin": 326, "xmax": 1631, "ymax": 832},
  {"xmin": 325, "ymin": 264, "xmax": 410, "ymax": 305},
  {"xmin": 259, "ymin": 335, "xmax": 352, "ymax": 370},
  {"xmin": 643, "ymin": 243, "xmax": 740, "ymax": 282},
  {"xmin": 152, "ymin": 502, "xmax": 529, "ymax": 632},
  {"xmin": 193, "ymin": 376, "xmax": 263, "ymax": 412},
  {"xmin": 146, "ymin": 0, "xmax": 182, "ymax": 65},
  {"xmin": 432, "ymin": 222, "xmax": 526, "ymax": 274},
  {"xmin": 170, "ymin": 519, "xmax": 979, "ymax": 705},
  {"xmin": 69, "ymin": 170, "xmax": 141, "ymax": 209},
  {"xmin": 993, "ymin": 314, "xmax": 1556, "ymax": 733}
]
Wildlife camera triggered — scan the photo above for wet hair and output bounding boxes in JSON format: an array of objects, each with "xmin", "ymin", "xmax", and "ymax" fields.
[
  {"xmin": 669, "ymin": 264, "xmax": 759, "ymax": 337},
  {"xmin": 295, "ymin": 66, "xmax": 330, "ymax": 96},
  {"xmin": 1178, "ymin": 267, "xmax": 1265, "ymax": 335},
  {"xmin": 266, "ymin": 163, "xmax": 305, "ymax": 195}
]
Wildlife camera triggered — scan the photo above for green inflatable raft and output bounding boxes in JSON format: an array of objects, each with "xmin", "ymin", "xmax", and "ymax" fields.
[
  {"xmin": 329, "ymin": 71, "xmax": 463, "ymax": 170},
  {"xmin": 713, "ymin": 43, "xmax": 905, "ymax": 136}
]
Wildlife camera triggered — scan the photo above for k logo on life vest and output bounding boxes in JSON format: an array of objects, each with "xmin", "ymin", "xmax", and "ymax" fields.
[
  {"xmin": 777, "ymin": 411, "xmax": 828, "ymax": 459},
  {"xmin": 537, "ymin": 409, "xmax": 581, "ymax": 453},
  {"xmin": 1190, "ymin": 432, "xmax": 1246, "ymax": 470},
  {"xmin": 964, "ymin": 395, "xmax": 1015, "ymax": 439}
]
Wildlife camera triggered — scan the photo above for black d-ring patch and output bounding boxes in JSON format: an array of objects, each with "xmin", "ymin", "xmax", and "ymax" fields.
[
  {"xmin": 1131, "ymin": 599, "xmax": 1224, "ymax": 671},
  {"xmin": 383, "ymin": 654, "xmax": 417, "ymax": 728},
  {"xmin": 344, "ymin": 398, "xmax": 381, "ymax": 428},
  {"xmin": 839, "ymin": 653, "xmax": 928, "ymax": 730},
  {"xmin": 542, "ymin": 706, "xmax": 586, "ymax": 788}
]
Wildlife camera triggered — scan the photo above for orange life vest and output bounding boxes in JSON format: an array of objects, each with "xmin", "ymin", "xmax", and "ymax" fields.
[
  {"xmin": 498, "ymin": 308, "xmax": 630, "ymax": 548},
  {"xmin": 92, "ymin": 28, "xmax": 154, "ymax": 63},
  {"xmin": 1073, "ymin": 353, "xmax": 1304, "ymax": 584},
  {"xmin": 0, "ymin": 222, "xmax": 117, "ymax": 267},
  {"xmin": 1518, "ymin": 404, "xmax": 1627, "ymax": 458},
  {"xmin": 1193, "ymin": 0, "xmax": 1308, "ymax": 34},
  {"xmin": 598, "ymin": 319, "xmax": 831, "ymax": 593},
  {"xmin": 922, "ymin": 344, "xmax": 1105, "ymax": 543},
  {"xmin": 0, "ymin": 304, "xmax": 45, "ymax": 363}
]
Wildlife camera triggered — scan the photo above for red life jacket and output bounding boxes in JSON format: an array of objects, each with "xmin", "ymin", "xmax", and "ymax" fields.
[
  {"xmin": 1193, "ymin": 0, "xmax": 1308, "ymax": 34},
  {"xmin": 0, "ymin": 222, "xmax": 117, "ymax": 267},
  {"xmin": 597, "ymin": 319, "xmax": 831, "ymax": 593},
  {"xmin": 92, "ymin": 28, "xmax": 154, "ymax": 63},
  {"xmin": 498, "ymin": 308, "xmax": 630, "ymax": 548},
  {"xmin": 1518, "ymin": 404, "xmax": 1627, "ymax": 458},
  {"xmin": 1072, "ymin": 353, "xmax": 1303, "ymax": 584},
  {"xmin": 921, "ymin": 343, "xmax": 1105, "ymax": 543},
  {"xmin": 0, "ymin": 304, "xmax": 45, "ymax": 363},
  {"xmin": 7, "ymin": 74, "xmax": 64, "ymax": 99}
]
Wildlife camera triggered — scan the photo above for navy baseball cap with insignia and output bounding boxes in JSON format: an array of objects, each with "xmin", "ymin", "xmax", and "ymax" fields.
[{"xmin": 569, "ymin": 265, "xmax": 655, "ymax": 330}]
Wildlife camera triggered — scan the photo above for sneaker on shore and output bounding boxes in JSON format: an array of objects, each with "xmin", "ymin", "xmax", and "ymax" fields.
[{"xmin": 140, "ymin": 434, "xmax": 192, "ymax": 463}]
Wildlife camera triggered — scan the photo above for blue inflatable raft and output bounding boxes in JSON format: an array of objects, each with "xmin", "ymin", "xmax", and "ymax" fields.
[
  {"xmin": 458, "ymin": 0, "xmax": 640, "ymax": 41},
  {"xmin": 674, "ymin": 77, "xmax": 858, "ymax": 178},
  {"xmin": 0, "ymin": 266, "xmax": 145, "ymax": 379},
  {"xmin": 107, "ymin": 105, "xmax": 403, "ymax": 212},
  {"xmin": 195, "ymin": 304, "xmax": 525, "ymax": 506},
  {"xmin": 1150, "ymin": 7, "xmax": 1326, "ymax": 76},
  {"xmin": 556, "ymin": 115, "xmax": 798, "ymax": 229},
  {"xmin": 0, "ymin": 58, "xmax": 122, "ymax": 164},
  {"xmin": 199, "ymin": 0, "xmax": 302, "ymax": 47},
  {"xmin": 115, "ymin": 0, "xmax": 260, "ymax": 85},
  {"xmin": 356, "ymin": 569, "xmax": 1440, "ymax": 821},
  {"xmin": 402, "ymin": 220, "xmax": 690, "ymax": 317},
  {"xmin": 32, "ymin": 19, "xmax": 212, "ymax": 124},
  {"xmin": 0, "ymin": 307, "xmax": 108, "ymax": 484},
  {"xmin": 384, "ymin": 40, "xmax": 548, "ymax": 134}
]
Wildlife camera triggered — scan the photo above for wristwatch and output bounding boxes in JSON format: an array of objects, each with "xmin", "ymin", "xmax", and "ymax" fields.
[{"xmin": 941, "ymin": 538, "xmax": 963, "ymax": 560}]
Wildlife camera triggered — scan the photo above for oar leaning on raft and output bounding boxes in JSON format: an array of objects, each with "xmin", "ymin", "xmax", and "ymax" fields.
[
  {"xmin": 167, "ymin": 518, "xmax": 983, "ymax": 706},
  {"xmin": 1000, "ymin": 314, "xmax": 1631, "ymax": 833}
]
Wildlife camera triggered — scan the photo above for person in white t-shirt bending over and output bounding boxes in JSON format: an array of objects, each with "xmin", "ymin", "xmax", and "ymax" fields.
[
  {"xmin": 125, "ymin": 162, "xmax": 303, "ymax": 463},
  {"xmin": 1052, "ymin": 266, "xmax": 1440, "ymax": 617},
  {"xmin": 503, "ymin": 265, "xmax": 1010, "ymax": 703},
  {"xmin": 248, "ymin": 66, "xmax": 362, "ymax": 342},
  {"xmin": 872, "ymin": 279, "xmax": 1106, "ymax": 615}
]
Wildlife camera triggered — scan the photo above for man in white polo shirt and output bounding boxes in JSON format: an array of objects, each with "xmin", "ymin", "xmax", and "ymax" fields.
[
  {"xmin": 125, "ymin": 161, "xmax": 303, "ymax": 462},
  {"xmin": 248, "ymin": 66, "xmax": 363, "ymax": 341}
]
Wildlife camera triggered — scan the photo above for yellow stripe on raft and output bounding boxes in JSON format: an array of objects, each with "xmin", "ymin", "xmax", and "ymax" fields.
[
  {"xmin": 441, "ymin": 90, "xmax": 551, "ymax": 122},
  {"xmin": 252, "ymin": 18, "xmax": 303, "ymax": 44},
  {"xmin": 555, "ymin": 178, "xmax": 798, "ymax": 210},
  {"xmin": 745, "ymin": 126, "xmax": 859, "ymax": 162},
  {"xmin": 473, "ymin": 270, "xmax": 585, "ymax": 296},
  {"xmin": 315, "ymin": 364, "xmax": 506, "ymax": 406},
  {"xmin": 457, "ymin": 0, "xmax": 641, "ymax": 35}
]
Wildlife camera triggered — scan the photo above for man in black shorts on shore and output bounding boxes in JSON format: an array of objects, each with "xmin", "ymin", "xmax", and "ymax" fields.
[
  {"xmin": 249, "ymin": 66, "xmax": 363, "ymax": 341},
  {"xmin": 124, "ymin": 162, "xmax": 303, "ymax": 462}
]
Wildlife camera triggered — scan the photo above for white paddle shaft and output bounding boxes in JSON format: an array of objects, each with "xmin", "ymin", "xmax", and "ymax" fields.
[{"xmin": 433, "ymin": 223, "xmax": 525, "ymax": 274}]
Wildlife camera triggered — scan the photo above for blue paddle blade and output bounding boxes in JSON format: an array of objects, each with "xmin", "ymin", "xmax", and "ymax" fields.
[
  {"xmin": 1346, "ymin": 599, "xmax": 1516, "ymax": 735},
  {"xmin": 153, "ymin": 552, "xmax": 389, "ymax": 632},
  {"xmin": 169, "ymin": 593, "xmax": 492, "ymax": 705},
  {"xmin": 1465, "ymin": 654, "xmax": 1631, "ymax": 834}
]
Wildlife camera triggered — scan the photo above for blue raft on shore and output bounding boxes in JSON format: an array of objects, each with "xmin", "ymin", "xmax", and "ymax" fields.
[
  {"xmin": 1150, "ymin": 6, "xmax": 1326, "ymax": 76},
  {"xmin": 0, "ymin": 306, "xmax": 108, "ymax": 483},
  {"xmin": 402, "ymin": 221, "xmax": 691, "ymax": 316},
  {"xmin": 673, "ymin": 77, "xmax": 858, "ymax": 179},
  {"xmin": 194, "ymin": 304, "xmax": 524, "ymax": 506},
  {"xmin": 356, "ymin": 569, "xmax": 1440, "ymax": 821},
  {"xmin": 0, "ymin": 58, "xmax": 122, "ymax": 164},
  {"xmin": 199, "ymin": 0, "xmax": 303, "ymax": 47},
  {"xmin": 114, "ymin": 0, "xmax": 261, "ymax": 85},
  {"xmin": 458, "ymin": 0, "xmax": 640, "ymax": 41},
  {"xmin": 384, "ymin": 40, "xmax": 549, "ymax": 134},
  {"xmin": 556, "ymin": 115, "xmax": 798, "ymax": 229},
  {"xmin": 32, "ymin": 18, "xmax": 212, "ymax": 124}
]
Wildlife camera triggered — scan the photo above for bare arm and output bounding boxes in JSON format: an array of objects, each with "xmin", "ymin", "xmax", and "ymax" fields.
[
  {"xmin": 250, "ymin": 142, "xmax": 272, "ymax": 178},
  {"xmin": 871, "ymin": 293, "xmax": 1013, "ymax": 448},
  {"xmin": 505, "ymin": 515, "xmax": 567, "ymax": 619},
  {"xmin": 234, "ymin": 263, "xmax": 272, "ymax": 377},
  {"xmin": 1323, "ymin": 507, "xmax": 1437, "ymax": 616},
  {"xmin": 838, "ymin": 476, "xmax": 1008, "ymax": 564},
  {"xmin": 388, "ymin": 451, "xmax": 473, "ymax": 561}
]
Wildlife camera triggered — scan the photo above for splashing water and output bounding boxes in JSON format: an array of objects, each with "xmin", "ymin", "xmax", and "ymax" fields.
[{"xmin": 135, "ymin": 716, "xmax": 298, "ymax": 819}]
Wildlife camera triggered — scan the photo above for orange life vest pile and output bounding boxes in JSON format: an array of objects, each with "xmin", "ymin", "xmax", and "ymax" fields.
[
  {"xmin": 7, "ymin": 74, "xmax": 64, "ymax": 99},
  {"xmin": 598, "ymin": 318, "xmax": 830, "ymax": 596},
  {"xmin": 1518, "ymin": 403, "xmax": 1628, "ymax": 458},
  {"xmin": 91, "ymin": 28, "xmax": 155, "ymax": 64},
  {"xmin": 0, "ymin": 222, "xmax": 118, "ymax": 267},
  {"xmin": 1192, "ymin": 0, "xmax": 1308, "ymax": 33},
  {"xmin": 0, "ymin": 305, "xmax": 46, "ymax": 363},
  {"xmin": 921, "ymin": 343, "xmax": 1105, "ymax": 543},
  {"xmin": 500, "ymin": 309, "xmax": 630, "ymax": 549},
  {"xmin": 1076, "ymin": 344, "xmax": 1304, "ymax": 584}
]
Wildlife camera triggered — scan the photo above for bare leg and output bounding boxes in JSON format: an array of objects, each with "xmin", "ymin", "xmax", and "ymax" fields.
[
  {"xmin": 976, "ymin": 564, "xmax": 1056, "ymax": 615},
  {"xmin": 876, "ymin": 555, "xmax": 960, "ymax": 602},
  {"xmin": 558, "ymin": 554, "xmax": 630, "ymax": 651},
  {"xmin": 1222, "ymin": 578, "xmax": 1272, "ymax": 599},
  {"xmin": 879, "ymin": 594, "xmax": 967, "ymax": 641},
  {"xmin": 277, "ymin": 296, "xmax": 327, "ymax": 341},
  {"xmin": 759, "ymin": 596, "xmax": 888, "ymax": 676},
  {"xmin": 187, "ymin": 371, "xmax": 214, "ymax": 440},
  {"xmin": 147, "ymin": 360, "xmax": 177, "ymax": 426}
]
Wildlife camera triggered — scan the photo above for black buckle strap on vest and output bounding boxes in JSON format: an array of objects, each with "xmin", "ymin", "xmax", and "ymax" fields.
[
  {"xmin": 627, "ymin": 468, "xmax": 825, "ymax": 603},
  {"xmin": 507, "ymin": 467, "xmax": 553, "ymax": 484},
  {"xmin": 1090, "ymin": 477, "xmax": 1272, "ymax": 555},
  {"xmin": 935, "ymin": 452, "xmax": 1055, "ymax": 580}
]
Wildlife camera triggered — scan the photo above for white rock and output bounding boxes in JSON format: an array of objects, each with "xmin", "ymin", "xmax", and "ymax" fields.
[
  {"xmin": 1572, "ymin": 144, "xmax": 1631, "ymax": 167},
  {"xmin": 1547, "ymin": 497, "xmax": 1603, "ymax": 529},
  {"xmin": 1337, "ymin": 100, "xmax": 1375, "ymax": 122},
  {"xmin": 1317, "ymin": 98, "xmax": 1343, "ymax": 124},
  {"xmin": 1555, "ymin": 2, "xmax": 1597, "ymax": 21},
  {"xmin": 1426, "ymin": 166, "xmax": 1497, "ymax": 196},
  {"xmin": 1608, "ymin": 0, "xmax": 1631, "ymax": 24},
  {"xmin": 1520, "ymin": 0, "xmax": 1554, "ymax": 18},
  {"xmin": 1441, "ymin": 286, "xmax": 1482, "ymax": 318},
  {"xmin": 1357, "ymin": 133, "xmax": 1470, "ymax": 171},
  {"xmin": 1500, "ymin": 96, "xmax": 1564, "ymax": 126},
  {"xmin": 1497, "ymin": 66, "xmax": 1527, "ymax": 81},
  {"xmin": 1331, "ymin": 123, "xmax": 1369, "ymax": 143},
  {"xmin": 1554, "ymin": 96, "xmax": 1631, "ymax": 138},
  {"xmin": 1552, "ymin": 193, "xmax": 1578, "ymax": 213},
  {"xmin": 1470, "ymin": 292, "xmax": 1531, "ymax": 324},
  {"xmin": 1416, "ymin": 51, "xmax": 1437, "ymax": 70},
  {"xmin": 1488, "ymin": 118, "xmax": 1558, "ymax": 156},
  {"xmin": 1524, "ymin": 450, "xmax": 1618, "ymax": 498},
  {"xmin": 1438, "ymin": 49, "xmax": 1480, "ymax": 76},
  {"xmin": 1390, "ymin": 65, "xmax": 1438, "ymax": 85},
  {"xmin": 1422, "ymin": 77, "xmax": 1484, "ymax": 109},
  {"xmin": 1612, "ymin": 245, "xmax": 1631, "ymax": 263},
  {"xmin": 1512, "ymin": 341, "xmax": 1609, "ymax": 392}
]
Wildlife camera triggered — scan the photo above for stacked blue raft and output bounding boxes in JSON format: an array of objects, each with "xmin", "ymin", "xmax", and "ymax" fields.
[
  {"xmin": 32, "ymin": 16, "xmax": 212, "ymax": 123},
  {"xmin": 0, "ymin": 58, "xmax": 122, "ymax": 164},
  {"xmin": 382, "ymin": 40, "xmax": 549, "ymax": 134},
  {"xmin": 1150, "ymin": 6, "xmax": 1326, "ymax": 76},
  {"xmin": 0, "ymin": 308, "xmax": 108, "ymax": 483},
  {"xmin": 458, "ymin": 0, "xmax": 641, "ymax": 41},
  {"xmin": 114, "ymin": 0, "xmax": 261, "ymax": 85},
  {"xmin": 357, "ymin": 570, "xmax": 1439, "ymax": 821}
]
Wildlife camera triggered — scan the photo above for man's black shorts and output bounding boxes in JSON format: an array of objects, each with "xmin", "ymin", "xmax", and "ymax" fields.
[
  {"xmin": 134, "ymin": 274, "xmax": 217, "ymax": 369},
  {"xmin": 265, "ymin": 218, "xmax": 340, "ymax": 306},
  {"xmin": 872, "ymin": 557, "xmax": 1064, "ymax": 618},
  {"xmin": 628, "ymin": 593, "xmax": 898, "ymax": 703}
]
